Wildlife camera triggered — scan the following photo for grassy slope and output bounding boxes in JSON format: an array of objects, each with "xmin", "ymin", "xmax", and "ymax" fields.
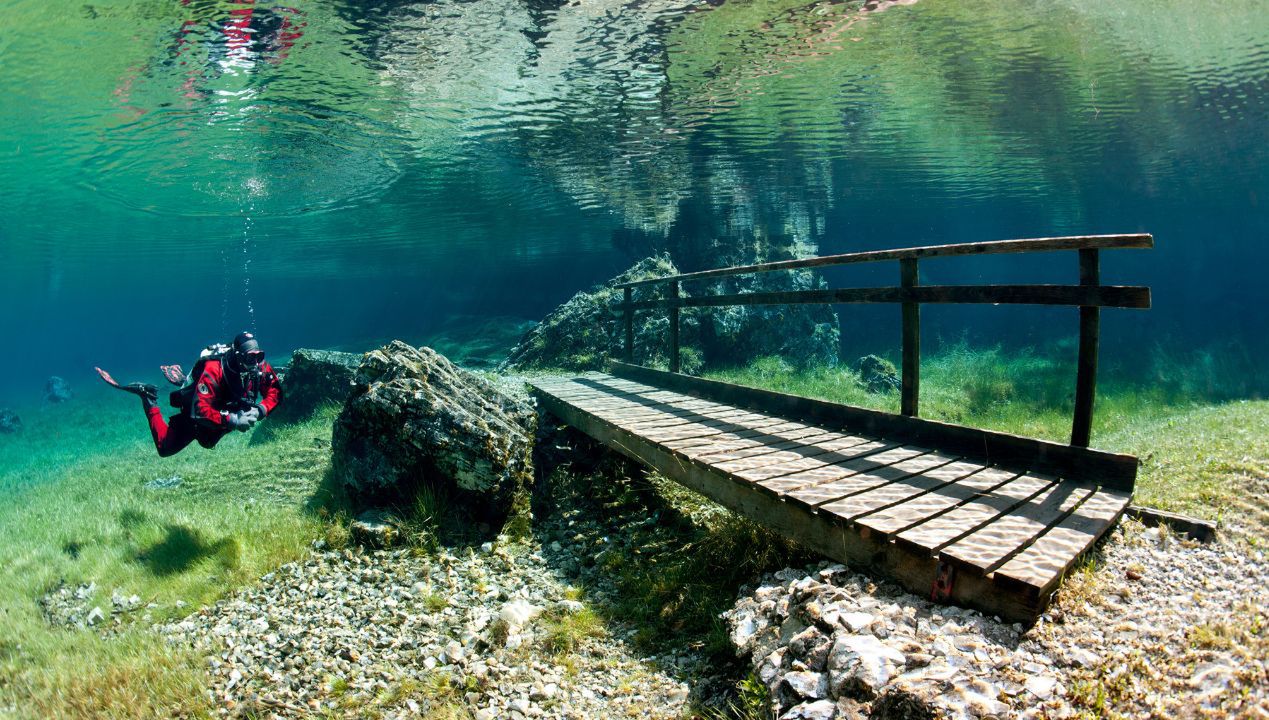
[
  {"xmin": 0, "ymin": 390, "xmax": 339, "ymax": 719},
  {"xmin": 705, "ymin": 349, "xmax": 1269, "ymax": 534}
]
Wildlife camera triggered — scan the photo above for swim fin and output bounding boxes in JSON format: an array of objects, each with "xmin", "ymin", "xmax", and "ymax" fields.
[
  {"xmin": 95, "ymin": 367, "xmax": 158, "ymax": 407},
  {"xmin": 161, "ymin": 364, "xmax": 186, "ymax": 386}
]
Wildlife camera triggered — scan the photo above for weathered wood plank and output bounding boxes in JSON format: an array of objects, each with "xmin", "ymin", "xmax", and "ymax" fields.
[
  {"xmin": 660, "ymin": 426, "xmax": 828, "ymax": 454},
  {"xmin": 895, "ymin": 473, "xmax": 1058, "ymax": 554},
  {"xmin": 755, "ymin": 441, "xmax": 902, "ymax": 495},
  {"xmin": 818, "ymin": 454, "xmax": 971, "ymax": 521},
  {"xmin": 995, "ymin": 489, "xmax": 1132, "ymax": 598},
  {"xmin": 797, "ymin": 460, "xmax": 940, "ymax": 512},
  {"xmin": 614, "ymin": 234, "xmax": 1153, "ymax": 288},
  {"xmin": 940, "ymin": 484, "xmax": 1097, "ymax": 574},
  {"xmin": 781, "ymin": 448, "xmax": 930, "ymax": 506},
  {"xmin": 739, "ymin": 441, "xmax": 936, "ymax": 484},
  {"xmin": 856, "ymin": 467, "xmax": 1021, "ymax": 537}
]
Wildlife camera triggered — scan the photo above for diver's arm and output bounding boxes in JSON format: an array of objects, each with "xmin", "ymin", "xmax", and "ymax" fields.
[
  {"xmin": 192, "ymin": 362, "xmax": 228, "ymax": 428},
  {"xmin": 256, "ymin": 362, "xmax": 283, "ymax": 417}
]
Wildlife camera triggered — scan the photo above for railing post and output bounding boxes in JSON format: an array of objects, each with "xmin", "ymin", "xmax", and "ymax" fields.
[
  {"xmin": 623, "ymin": 287, "xmax": 634, "ymax": 363},
  {"xmin": 901, "ymin": 258, "xmax": 920, "ymax": 417},
  {"xmin": 669, "ymin": 280, "xmax": 681, "ymax": 373},
  {"xmin": 1071, "ymin": 249, "xmax": 1100, "ymax": 447}
]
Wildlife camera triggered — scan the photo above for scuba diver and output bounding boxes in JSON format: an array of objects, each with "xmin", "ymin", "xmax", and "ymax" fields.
[{"xmin": 96, "ymin": 332, "xmax": 283, "ymax": 457}]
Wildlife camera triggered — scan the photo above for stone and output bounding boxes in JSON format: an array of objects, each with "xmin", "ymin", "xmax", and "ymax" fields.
[
  {"xmin": 827, "ymin": 634, "xmax": 906, "ymax": 700},
  {"xmin": 350, "ymin": 509, "xmax": 403, "ymax": 548},
  {"xmin": 498, "ymin": 600, "xmax": 543, "ymax": 628},
  {"xmin": 502, "ymin": 252, "xmax": 840, "ymax": 374},
  {"xmin": 554, "ymin": 599, "xmax": 585, "ymax": 614},
  {"xmin": 855, "ymin": 355, "xmax": 901, "ymax": 394},
  {"xmin": 331, "ymin": 342, "xmax": 535, "ymax": 525},
  {"xmin": 144, "ymin": 475, "xmax": 183, "ymax": 490},
  {"xmin": 0, "ymin": 409, "xmax": 19, "ymax": 434},
  {"xmin": 782, "ymin": 671, "xmax": 828, "ymax": 700},
  {"xmin": 44, "ymin": 376, "xmax": 73, "ymax": 403},
  {"xmin": 839, "ymin": 612, "xmax": 874, "ymax": 633},
  {"xmin": 778, "ymin": 699, "xmax": 836, "ymax": 720},
  {"xmin": 269, "ymin": 348, "xmax": 362, "ymax": 423},
  {"xmin": 869, "ymin": 689, "xmax": 938, "ymax": 720},
  {"xmin": 1025, "ymin": 674, "xmax": 1058, "ymax": 700},
  {"xmin": 86, "ymin": 606, "xmax": 104, "ymax": 626}
]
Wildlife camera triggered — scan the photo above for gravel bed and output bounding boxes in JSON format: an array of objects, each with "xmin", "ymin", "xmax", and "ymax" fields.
[
  {"xmin": 722, "ymin": 519, "xmax": 1268, "ymax": 719},
  {"xmin": 163, "ymin": 539, "xmax": 693, "ymax": 719}
]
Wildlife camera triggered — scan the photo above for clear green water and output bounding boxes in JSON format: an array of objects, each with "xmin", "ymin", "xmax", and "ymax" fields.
[{"xmin": 1, "ymin": 0, "xmax": 1266, "ymax": 401}]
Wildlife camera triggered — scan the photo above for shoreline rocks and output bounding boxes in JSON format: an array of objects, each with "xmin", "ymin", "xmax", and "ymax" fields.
[{"xmin": 723, "ymin": 521, "xmax": 1269, "ymax": 719}]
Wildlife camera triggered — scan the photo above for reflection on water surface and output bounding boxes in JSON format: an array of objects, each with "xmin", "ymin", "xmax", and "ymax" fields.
[{"xmin": 0, "ymin": 0, "xmax": 1265, "ymax": 395}]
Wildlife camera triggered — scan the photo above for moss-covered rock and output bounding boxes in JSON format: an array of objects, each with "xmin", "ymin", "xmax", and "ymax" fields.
[
  {"xmin": 270, "ymin": 348, "xmax": 362, "ymax": 424},
  {"xmin": 332, "ymin": 341, "xmax": 535, "ymax": 529},
  {"xmin": 855, "ymin": 355, "xmax": 901, "ymax": 394},
  {"xmin": 500, "ymin": 254, "xmax": 697, "ymax": 372},
  {"xmin": 502, "ymin": 252, "xmax": 839, "ymax": 373}
]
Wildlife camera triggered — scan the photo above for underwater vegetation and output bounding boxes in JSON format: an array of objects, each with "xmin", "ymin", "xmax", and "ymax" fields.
[{"xmin": 0, "ymin": 392, "xmax": 343, "ymax": 718}]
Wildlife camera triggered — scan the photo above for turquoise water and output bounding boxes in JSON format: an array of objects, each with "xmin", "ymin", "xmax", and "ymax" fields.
[{"xmin": 1, "ymin": 0, "xmax": 1266, "ymax": 401}]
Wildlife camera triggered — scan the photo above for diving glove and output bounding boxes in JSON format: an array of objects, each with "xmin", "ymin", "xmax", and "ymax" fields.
[{"xmin": 226, "ymin": 411, "xmax": 257, "ymax": 432}]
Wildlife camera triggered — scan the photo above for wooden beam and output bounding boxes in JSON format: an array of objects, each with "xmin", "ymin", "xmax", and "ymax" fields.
[
  {"xmin": 1071, "ymin": 249, "xmax": 1100, "ymax": 447},
  {"xmin": 669, "ymin": 280, "xmax": 681, "ymax": 373},
  {"xmin": 901, "ymin": 258, "xmax": 920, "ymax": 417},
  {"xmin": 616, "ymin": 284, "xmax": 1151, "ymax": 311},
  {"xmin": 623, "ymin": 287, "xmax": 634, "ymax": 363},
  {"xmin": 607, "ymin": 362, "xmax": 1138, "ymax": 492},
  {"xmin": 614, "ymin": 234, "xmax": 1154, "ymax": 288}
]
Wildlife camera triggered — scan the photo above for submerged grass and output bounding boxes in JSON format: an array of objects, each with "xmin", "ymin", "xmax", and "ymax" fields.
[
  {"xmin": 705, "ymin": 345, "xmax": 1269, "ymax": 533},
  {"xmin": 0, "ymin": 388, "xmax": 341, "ymax": 719}
]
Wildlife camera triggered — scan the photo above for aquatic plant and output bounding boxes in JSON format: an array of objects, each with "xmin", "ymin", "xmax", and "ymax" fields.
[{"xmin": 0, "ymin": 393, "xmax": 343, "ymax": 718}]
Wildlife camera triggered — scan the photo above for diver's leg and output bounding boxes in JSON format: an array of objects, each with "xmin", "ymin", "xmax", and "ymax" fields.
[
  {"xmin": 146, "ymin": 409, "xmax": 197, "ymax": 457},
  {"xmin": 195, "ymin": 427, "xmax": 229, "ymax": 449}
]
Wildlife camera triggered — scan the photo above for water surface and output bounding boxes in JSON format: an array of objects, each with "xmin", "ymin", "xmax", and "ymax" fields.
[{"xmin": 1, "ymin": 0, "xmax": 1266, "ymax": 400}]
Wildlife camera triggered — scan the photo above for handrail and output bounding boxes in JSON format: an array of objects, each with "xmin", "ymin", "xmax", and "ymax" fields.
[
  {"xmin": 614, "ymin": 233, "xmax": 1153, "ymax": 288},
  {"xmin": 613, "ymin": 233, "xmax": 1153, "ymax": 448}
]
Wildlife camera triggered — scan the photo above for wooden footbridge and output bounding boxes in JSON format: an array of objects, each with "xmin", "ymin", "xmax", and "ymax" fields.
[{"xmin": 530, "ymin": 234, "xmax": 1152, "ymax": 622}]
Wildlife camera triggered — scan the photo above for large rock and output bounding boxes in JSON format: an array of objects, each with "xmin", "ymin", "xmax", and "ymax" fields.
[
  {"xmin": 44, "ymin": 376, "xmax": 73, "ymax": 404},
  {"xmin": 501, "ymin": 254, "xmax": 695, "ymax": 373},
  {"xmin": 502, "ymin": 252, "xmax": 840, "ymax": 373},
  {"xmin": 0, "ymin": 409, "xmax": 19, "ymax": 434},
  {"xmin": 270, "ymin": 348, "xmax": 362, "ymax": 423},
  {"xmin": 855, "ymin": 355, "xmax": 900, "ymax": 394},
  {"xmin": 332, "ymin": 341, "xmax": 535, "ymax": 524}
]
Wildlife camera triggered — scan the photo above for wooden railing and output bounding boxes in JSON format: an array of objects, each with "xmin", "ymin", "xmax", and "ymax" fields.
[{"xmin": 613, "ymin": 234, "xmax": 1153, "ymax": 448}]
